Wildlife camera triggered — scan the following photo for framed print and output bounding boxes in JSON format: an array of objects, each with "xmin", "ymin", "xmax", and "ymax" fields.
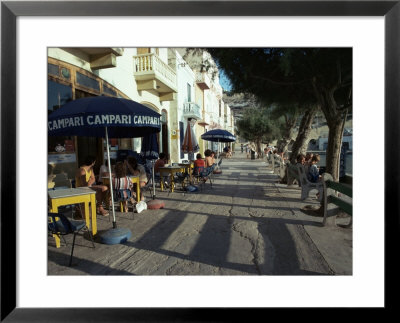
[{"xmin": 1, "ymin": 0, "xmax": 398, "ymax": 320}]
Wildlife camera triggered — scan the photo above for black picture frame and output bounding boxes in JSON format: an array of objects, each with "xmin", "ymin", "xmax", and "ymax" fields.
[{"xmin": 1, "ymin": 0, "xmax": 398, "ymax": 321}]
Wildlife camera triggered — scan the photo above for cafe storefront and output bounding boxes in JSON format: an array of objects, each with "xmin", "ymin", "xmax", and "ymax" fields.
[{"xmin": 48, "ymin": 57, "xmax": 132, "ymax": 179}]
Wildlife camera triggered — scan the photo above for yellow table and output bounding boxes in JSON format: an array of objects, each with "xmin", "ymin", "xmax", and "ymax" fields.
[
  {"xmin": 102, "ymin": 175, "xmax": 141, "ymax": 203},
  {"xmin": 48, "ymin": 187, "xmax": 97, "ymax": 248},
  {"xmin": 159, "ymin": 166, "xmax": 185, "ymax": 192},
  {"xmin": 178, "ymin": 162, "xmax": 194, "ymax": 184}
]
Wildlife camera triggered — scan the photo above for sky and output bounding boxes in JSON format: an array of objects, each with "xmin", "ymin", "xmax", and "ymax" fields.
[{"xmin": 218, "ymin": 68, "xmax": 232, "ymax": 92}]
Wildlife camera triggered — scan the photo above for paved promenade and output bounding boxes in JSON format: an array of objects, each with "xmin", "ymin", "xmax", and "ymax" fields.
[{"xmin": 48, "ymin": 150, "xmax": 352, "ymax": 275}]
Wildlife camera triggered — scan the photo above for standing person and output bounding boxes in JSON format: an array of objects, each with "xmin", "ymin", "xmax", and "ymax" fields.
[
  {"xmin": 250, "ymin": 143, "xmax": 256, "ymax": 160},
  {"xmin": 263, "ymin": 147, "xmax": 270, "ymax": 160},
  {"xmin": 125, "ymin": 156, "xmax": 148, "ymax": 201},
  {"xmin": 75, "ymin": 155, "xmax": 109, "ymax": 216},
  {"xmin": 241, "ymin": 144, "xmax": 244, "ymax": 153},
  {"xmin": 246, "ymin": 145, "xmax": 250, "ymax": 159},
  {"xmin": 112, "ymin": 161, "xmax": 134, "ymax": 212}
]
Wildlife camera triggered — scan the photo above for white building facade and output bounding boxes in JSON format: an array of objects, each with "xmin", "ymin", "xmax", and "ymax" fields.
[{"xmin": 48, "ymin": 47, "xmax": 233, "ymax": 179}]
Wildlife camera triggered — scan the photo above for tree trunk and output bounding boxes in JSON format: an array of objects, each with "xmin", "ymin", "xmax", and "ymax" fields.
[
  {"xmin": 325, "ymin": 118, "xmax": 343, "ymax": 181},
  {"xmin": 277, "ymin": 119, "xmax": 296, "ymax": 155},
  {"xmin": 256, "ymin": 140, "xmax": 262, "ymax": 158},
  {"xmin": 289, "ymin": 106, "xmax": 319, "ymax": 164},
  {"xmin": 312, "ymin": 83, "xmax": 346, "ymax": 182}
]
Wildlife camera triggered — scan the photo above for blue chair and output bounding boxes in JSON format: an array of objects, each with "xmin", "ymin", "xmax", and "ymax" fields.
[
  {"xmin": 48, "ymin": 212, "xmax": 95, "ymax": 266},
  {"xmin": 193, "ymin": 166, "xmax": 205, "ymax": 183},
  {"xmin": 193, "ymin": 165, "xmax": 214, "ymax": 190}
]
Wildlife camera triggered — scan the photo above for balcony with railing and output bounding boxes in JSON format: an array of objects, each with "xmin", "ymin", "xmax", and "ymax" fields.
[
  {"xmin": 183, "ymin": 102, "xmax": 202, "ymax": 120},
  {"xmin": 133, "ymin": 53, "xmax": 177, "ymax": 101},
  {"xmin": 79, "ymin": 47, "xmax": 124, "ymax": 70},
  {"xmin": 198, "ymin": 111, "xmax": 211, "ymax": 126},
  {"xmin": 195, "ymin": 71, "xmax": 210, "ymax": 90}
]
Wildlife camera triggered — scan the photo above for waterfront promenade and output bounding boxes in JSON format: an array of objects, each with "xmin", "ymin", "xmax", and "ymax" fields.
[{"xmin": 48, "ymin": 150, "xmax": 352, "ymax": 275}]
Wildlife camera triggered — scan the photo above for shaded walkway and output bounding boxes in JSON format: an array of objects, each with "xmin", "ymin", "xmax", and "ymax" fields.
[{"xmin": 48, "ymin": 149, "xmax": 351, "ymax": 275}]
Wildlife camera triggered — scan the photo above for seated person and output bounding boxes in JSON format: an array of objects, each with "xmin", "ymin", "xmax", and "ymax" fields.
[
  {"xmin": 193, "ymin": 153, "xmax": 205, "ymax": 175},
  {"xmin": 227, "ymin": 147, "xmax": 232, "ymax": 158},
  {"xmin": 125, "ymin": 156, "xmax": 147, "ymax": 201},
  {"xmin": 75, "ymin": 155, "xmax": 109, "ymax": 216},
  {"xmin": 296, "ymin": 153, "xmax": 306, "ymax": 166},
  {"xmin": 154, "ymin": 152, "xmax": 170, "ymax": 187},
  {"xmin": 98, "ymin": 159, "xmax": 116, "ymax": 183},
  {"xmin": 224, "ymin": 146, "xmax": 232, "ymax": 158},
  {"xmin": 210, "ymin": 151, "xmax": 217, "ymax": 165},
  {"xmin": 154, "ymin": 152, "xmax": 167, "ymax": 174},
  {"xmin": 204, "ymin": 149, "xmax": 216, "ymax": 168},
  {"xmin": 202, "ymin": 149, "xmax": 217, "ymax": 178},
  {"xmin": 273, "ymin": 149, "xmax": 284, "ymax": 166},
  {"xmin": 307, "ymin": 154, "xmax": 321, "ymax": 183},
  {"xmin": 112, "ymin": 161, "xmax": 133, "ymax": 211}
]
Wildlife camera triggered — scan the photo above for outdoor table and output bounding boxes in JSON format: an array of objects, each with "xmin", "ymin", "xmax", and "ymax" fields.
[
  {"xmin": 48, "ymin": 187, "xmax": 97, "ymax": 248},
  {"xmin": 102, "ymin": 175, "xmax": 141, "ymax": 203},
  {"xmin": 178, "ymin": 162, "xmax": 194, "ymax": 184},
  {"xmin": 159, "ymin": 166, "xmax": 185, "ymax": 192}
]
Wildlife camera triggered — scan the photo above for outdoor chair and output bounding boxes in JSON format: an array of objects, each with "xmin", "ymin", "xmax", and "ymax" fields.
[
  {"xmin": 197, "ymin": 165, "xmax": 215, "ymax": 191},
  {"xmin": 48, "ymin": 212, "xmax": 95, "ymax": 266},
  {"xmin": 296, "ymin": 164, "xmax": 324, "ymax": 201},
  {"xmin": 143, "ymin": 170, "xmax": 153, "ymax": 195},
  {"xmin": 174, "ymin": 172, "xmax": 189, "ymax": 191},
  {"xmin": 112, "ymin": 188, "xmax": 135, "ymax": 220},
  {"xmin": 193, "ymin": 166, "xmax": 205, "ymax": 184}
]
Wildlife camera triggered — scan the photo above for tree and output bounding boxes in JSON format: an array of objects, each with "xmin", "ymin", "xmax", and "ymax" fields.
[
  {"xmin": 207, "ymin": 48, "xmax": 352, "ymax": 181},
  {"xmin": 269, "ymin": 103, "xmax": 300, "ymax": 154},
  {"xmin": 236, "ymin": 107, "xmax": 283, "ymax": 155},
  {"xmin": 289, "ymin": 104, "xmax": 319, "ymax": 163}
]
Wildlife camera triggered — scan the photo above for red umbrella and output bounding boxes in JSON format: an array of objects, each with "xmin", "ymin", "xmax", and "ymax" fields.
[{"xmin": 181, "ymin": 120, "xmax": 199, "ymax": 154}]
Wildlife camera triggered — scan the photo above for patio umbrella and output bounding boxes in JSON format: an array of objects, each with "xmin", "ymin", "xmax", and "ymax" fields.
[
  {"xmin": 48, "ymin": 96, "xmax": 161, "ymax": 244},
  {"xmin": 201, "ymin": 129, "xmax": 236, "ymax": 158},
  {"xmin": 140, "ymin": 133, "xmax": 159, "ymax": 200},
  {"xmin": 140, "ymin": 133, "xmax": 159, "ymax": 161},
  {"xmin": 181, "ymin": 120, "xmax": 200, "ymax": 158}
]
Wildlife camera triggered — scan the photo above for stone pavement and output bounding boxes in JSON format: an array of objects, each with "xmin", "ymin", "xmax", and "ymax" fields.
[{"xmin": 48, "ymin": 150, "xmax": 352, "ymax": 275}]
